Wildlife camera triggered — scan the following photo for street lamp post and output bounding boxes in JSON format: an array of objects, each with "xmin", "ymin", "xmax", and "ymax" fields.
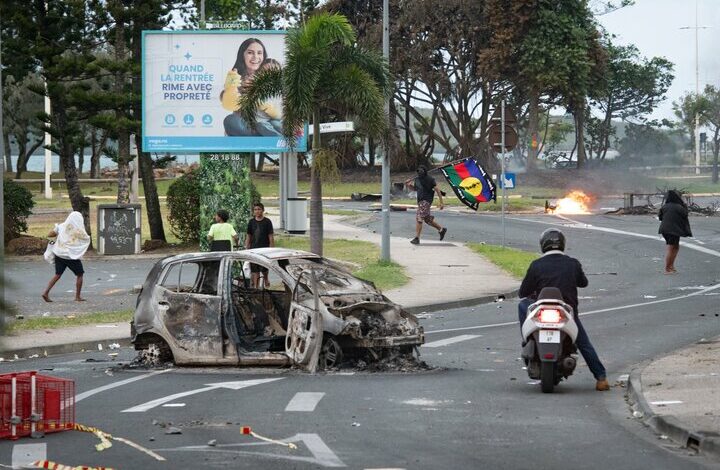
[
  {"xmin": 680, "ymin": 0, "xmax": 709, "ymax": 175},
  {"xmin": 380, "ymin": 0, "xmax": 390, "ymax": 261}
]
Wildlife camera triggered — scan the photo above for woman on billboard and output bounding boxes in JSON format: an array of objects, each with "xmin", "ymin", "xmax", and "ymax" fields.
[{"xmin": 221, "ymin": 38, "xmax": 282, "ymax": 136}]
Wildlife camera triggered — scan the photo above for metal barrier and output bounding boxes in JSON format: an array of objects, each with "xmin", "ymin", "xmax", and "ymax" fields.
[{"xmin": 0, "ymin": 371, "xmax": 75, "ymax": 440}]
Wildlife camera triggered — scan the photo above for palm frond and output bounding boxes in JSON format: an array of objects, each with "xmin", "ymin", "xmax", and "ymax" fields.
[
  {"xmin": 333, "ymin": 47, "xmax": 392, "ymax": 98},
  {"xmin": 283, "ymin": 46, "xmax": 326, "ymax": 124},
  {"xmin": 300, "ymin": 13, "xmax": 356, "ymax": 50},
  {"xmin": 321, "ymin": 63, "xmax": 387, "ymax": 138},
  {"xmin": 238, "ymin": 67, "xmax": 284, "ymax": 128}
]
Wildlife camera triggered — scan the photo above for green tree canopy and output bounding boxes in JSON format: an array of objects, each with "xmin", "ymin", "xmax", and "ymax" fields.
[{"xmin": 240, "ymin": 12, "xmax": 390, "ymax": 255}]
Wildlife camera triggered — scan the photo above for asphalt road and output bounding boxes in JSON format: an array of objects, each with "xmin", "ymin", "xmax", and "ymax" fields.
[{"xmin": 2, "ymin": 211, "xmax": 720, "ymax": 469}]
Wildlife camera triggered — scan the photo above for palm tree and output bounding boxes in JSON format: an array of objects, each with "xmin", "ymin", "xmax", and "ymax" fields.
[{"xmin": 240, "ymin": 13, "xmax": 390, "ymax": 255}]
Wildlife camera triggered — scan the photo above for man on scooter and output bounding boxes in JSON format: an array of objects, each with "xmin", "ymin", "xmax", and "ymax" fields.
[{"xmin": 518, "ymin": 229, "xmax": 610, "ymax": 391}]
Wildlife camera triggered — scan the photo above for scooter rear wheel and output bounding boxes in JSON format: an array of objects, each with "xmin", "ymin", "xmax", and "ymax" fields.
[{"xmin": 540, "ymin": 362, "xmax": 556, "ymax": 393}]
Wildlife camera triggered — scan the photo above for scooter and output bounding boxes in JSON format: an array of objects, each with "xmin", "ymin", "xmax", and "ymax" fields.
[{"xmin": 521, "ymin": 287, "xmax": 579, "ymax": 393}]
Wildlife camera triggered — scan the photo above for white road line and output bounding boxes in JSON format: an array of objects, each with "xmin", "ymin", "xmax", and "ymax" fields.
[
  {"xmin": 422, "ymin": 334, "xmax": 482, "ymax": 347},
  {"xmin": 425, "ymin": 283, "xmax": 720, "ymax": 335},
  {"xmin": 12, "ymin": 443, "xmax": 46, "ymax": 468},
  {"xmin": 510, "ymin": 214, "xmax": 720, "ymax": 257},
  {"xmin": 285, "ymin": 392, "xmax": 325, "ymax": 412},
  {"xmin": 154, "ymin": 433, "xmax": 346, "ymax": 468},
  {"xmin": 75, "ymin": 369, "xmax": 170, "ymax": 403},
  {"xmin": 122, "ymin": 378, "xmax": 283, "ymax": 413}
]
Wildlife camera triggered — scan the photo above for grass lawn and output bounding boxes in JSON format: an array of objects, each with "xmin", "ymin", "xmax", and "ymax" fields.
[
  {"xmin": 275, "ymin": 235, "xmax": 408, "ymax": 291},
  {"xmin": 652, "ymin": 177, "xmax": 720, "ymax": 194},
  {"xmin": 9, "ymin": 310, "xmax": 133, "ymax": 332},
  {"xmin": 467, "ymin": 243, "xmax": 539, "ymax": 279}
]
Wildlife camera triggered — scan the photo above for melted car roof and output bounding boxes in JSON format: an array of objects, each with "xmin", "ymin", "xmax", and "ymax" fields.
[{"xmin": 159, "ymin": 247, "xmax": 320, "ymax": 265}]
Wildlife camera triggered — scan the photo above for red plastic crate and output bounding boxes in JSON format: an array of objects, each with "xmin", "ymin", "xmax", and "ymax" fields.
[{"xmin": 0, "ymin": 372, "xmax": 75, "ymax": 440}]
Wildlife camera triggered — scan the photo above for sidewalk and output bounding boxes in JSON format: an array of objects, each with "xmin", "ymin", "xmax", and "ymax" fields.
[
  {"xmin": 627, "ymin": 336, "xmax": 720, "ymax": 460},
  {"xmin": 1, "ymin": 213, "xmax": 519, "ymax": 358}
]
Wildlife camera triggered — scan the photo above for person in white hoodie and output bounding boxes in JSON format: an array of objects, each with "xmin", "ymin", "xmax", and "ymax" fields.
[{"xmin": 42, "ymin": 211, "xmax": 91, "ymax": 302}]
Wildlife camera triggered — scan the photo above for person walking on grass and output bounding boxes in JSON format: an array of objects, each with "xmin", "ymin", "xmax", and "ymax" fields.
[
  {"xmin": 42, "ymin": 211, "xmax": 90, "ymax": 302},
  {"xmin": 407, "ymin": 165, "xmax": 447, "ymax": 245},
  {"xmin": 658, "ymin": 189, "xmax": 692, "ymax": 274}
]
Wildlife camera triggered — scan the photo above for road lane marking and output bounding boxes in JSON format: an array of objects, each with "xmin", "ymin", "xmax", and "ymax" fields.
[
  {"xmin": 422, "ymin": 334, "xmax": 481, "ymax": 347},
  {"xmin": 285, "ymin": 392, "xmax": 325, "ymax": 412},
  {"xmin": 122, "ymin": 378, "xmax": 283, "ymax": 412},
  {"xmin": 154, "ymin": 433, "xmax": 346, "ymax": 467},
  {"xmin": 425, "ymin": 283, "xmax": 720, "ymax": 335},
  {"xmin": 12, "ymin": 443, "xmax": 46, "ymax": 468},
  {"xmin": 75, "ymin": 369, "xmax": 170, "ymax": 403},
  {"xmin": 509, "ymin": 214, "xmax": 720, "ymax": 257},
  {"xmin": 650, "ymin": 400, "xmax": 683, "ymax": 406}
]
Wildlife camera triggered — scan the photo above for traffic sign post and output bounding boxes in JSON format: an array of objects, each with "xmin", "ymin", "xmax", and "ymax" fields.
[{"xmin": 490, "ymin": 102, "xmax": 517, "ymax": 248}]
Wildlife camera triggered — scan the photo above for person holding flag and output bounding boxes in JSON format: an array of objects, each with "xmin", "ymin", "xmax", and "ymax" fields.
[{"xmin": 407, "ymin": 165, "xmax": 447, "ymax": 245}]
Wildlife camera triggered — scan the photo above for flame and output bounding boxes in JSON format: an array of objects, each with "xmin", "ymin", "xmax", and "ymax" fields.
[{"xmin": 554, "ymin": 190, "xmax": 593, "ymax": 214}]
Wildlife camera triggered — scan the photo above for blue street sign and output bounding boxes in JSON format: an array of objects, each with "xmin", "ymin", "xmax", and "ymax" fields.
[{"xmin": 499, "ymin": 173, "xmax": 516, "ymax": 189}]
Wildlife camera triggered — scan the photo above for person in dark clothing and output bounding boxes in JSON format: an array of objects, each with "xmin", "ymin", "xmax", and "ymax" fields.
[
  {"xmin": 518, "ymin": 228, "xmax": 609, "ymax": 391},
  {"xmin": 658, "ymin": 190, "xmax": 692, "ymax": 274},
  {"xmin": 246, "ymin": 202, "xmax": 275, "ymax": 288},
  {"xmin": 406, "ymin": 165, "xmax": 447, "ymax": 245}
]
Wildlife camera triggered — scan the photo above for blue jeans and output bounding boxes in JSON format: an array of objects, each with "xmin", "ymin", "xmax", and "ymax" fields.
[{"xmin": 518, "ymin": 298, "xmax": 607, "ymax": 380}]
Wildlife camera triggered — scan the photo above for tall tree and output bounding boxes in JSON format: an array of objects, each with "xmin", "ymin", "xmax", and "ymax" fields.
[
  {"xmin": 240, "ymin": 13, "xmax": 390, "ymax": 255},
  {"xmin": 585, "ymin": 39, "xmax": 673, "ymax": 160},
  {"xmin": 7, "ymin": 0, "xmax": 106, "ymax": 235},
  {"xmin": 696, "ymin": 85, "xmax": 720, "ymax": 183},
  {"xmin": 516, "ymin": 0, "xmax": 605, "ymax": 169},
  {"xmin": 3, "ymin": 74, "xmax": 44, "ymax": 178},
  {"xmin": 673, "ymin": 92, "xmax": 702, "ymax": 160},
  {"xmin": 392, "ymin": 0, "xmax": 497, "ymax": 167},
  {"xmin": 127, "ymin": 1, "xmax": 195, "ymax": 241}
]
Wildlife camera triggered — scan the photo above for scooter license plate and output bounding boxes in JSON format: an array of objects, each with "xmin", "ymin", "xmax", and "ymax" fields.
[{"xmin": 539, "ymin": 330, "xmax": 560, "ymax": 343}]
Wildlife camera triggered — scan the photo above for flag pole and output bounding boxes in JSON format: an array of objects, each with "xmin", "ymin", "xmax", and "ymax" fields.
[{"xmin": 400, "ymin": 156, "xmax": 471, "ymax": 184}]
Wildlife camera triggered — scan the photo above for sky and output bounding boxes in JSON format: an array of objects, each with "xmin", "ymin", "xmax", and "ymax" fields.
[{"xmin": 597, "ymin": 0, "xmax": 720, "ymax": 121}]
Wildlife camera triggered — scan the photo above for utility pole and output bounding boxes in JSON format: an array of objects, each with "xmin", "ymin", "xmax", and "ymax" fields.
[
  {"xmin": 680, "ymin": 0, "xmax": 709, "ymax": 175},
  {"xmin": 0, "ymin": 6, "xmax": 5, "ymax": 307},
  {"xmin": 0, "ymin": 4, "xmax": 5, "ymax": 258},
  {"xmin": 380, "ymin": 0, "xmax": 390, "ymax": 261}
]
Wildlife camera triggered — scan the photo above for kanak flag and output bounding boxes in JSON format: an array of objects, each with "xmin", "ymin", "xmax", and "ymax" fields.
[{"xmin": 440, "ymin": 158, "xmax": 496, "ymax": 210}]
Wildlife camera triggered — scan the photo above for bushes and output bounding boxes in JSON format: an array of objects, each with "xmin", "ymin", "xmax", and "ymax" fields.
[
  {"xmin": 167, "ymin": 159, "xmax": 261, "ymax": 246},
  {"xmin": 4, "ymin": 179, "xmax": 34, "ymax": 242},
  {"xmin": 166, "ymin": 169, "xmax": 200, "ymax": 243}
]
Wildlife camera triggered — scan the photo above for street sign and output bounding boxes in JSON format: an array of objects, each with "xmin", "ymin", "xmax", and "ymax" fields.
[
  {"xmin": 490, "ymin": 107, "xmax": 517, "ymax": 124},
  {"xmin": 307, "ymin": 121, "xmax": 355, "ymax": 135},
  {"xmin": 498, "ymin": 172, "xmax": 516, "ymax": 189},
  {"xmin": 488, "ymin": 124, "xmax": 518, "ymax": 152}
]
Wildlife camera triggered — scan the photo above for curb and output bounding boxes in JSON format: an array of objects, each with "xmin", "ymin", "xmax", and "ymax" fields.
[
  {"xmin": 2, "ymin": 337, "xmax": 133, "ymax": 361},
  {"xmin": 627, "ymin": 367, "xmax": 720, "ymax": 461},
  {"xmin": 2, "ymin": 290, "xmax": 520, "ymax": 360},
  {"xmin": 404, "ymin": 290, "xmax": 519, "ymax": 315}
]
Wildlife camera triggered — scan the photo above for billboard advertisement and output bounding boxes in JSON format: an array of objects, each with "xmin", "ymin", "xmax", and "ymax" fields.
[{"xmin": 142, "ymin": 30, "xmax": 307, "ymax": 153}]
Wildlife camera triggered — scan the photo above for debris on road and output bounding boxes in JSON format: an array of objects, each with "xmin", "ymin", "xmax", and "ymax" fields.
[
  {"xmin": 240, "ymin": 426, "xmax": 297, "ymax": 449},
  {"xmin": 164, "ymin": 427, "xmax": 183, "ymax": 435}
]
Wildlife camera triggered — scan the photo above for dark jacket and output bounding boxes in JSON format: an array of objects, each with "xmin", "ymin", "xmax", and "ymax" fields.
[
  {"xmin": 519, "ymin": 252, "xmax": 588, "ymax": 313},
  {"xmin": 658, "ymin": 203, "xmax": 692, "ymax": 237}
]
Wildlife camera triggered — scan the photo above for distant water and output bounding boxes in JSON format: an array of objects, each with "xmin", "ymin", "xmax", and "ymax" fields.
[{"xmin": 8, "ymin": 154, "xmax": 201, "ymax": 173}]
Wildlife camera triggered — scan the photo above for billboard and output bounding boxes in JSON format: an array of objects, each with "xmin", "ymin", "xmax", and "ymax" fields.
[{"xmin": 142, "ymin": 30, "xmax": 307, "ymax": 153}]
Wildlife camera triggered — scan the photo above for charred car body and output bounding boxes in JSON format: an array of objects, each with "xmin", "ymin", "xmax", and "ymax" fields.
[{"xmin": 131, "ymin": 248, "xmax": 424, "ymax": 368}]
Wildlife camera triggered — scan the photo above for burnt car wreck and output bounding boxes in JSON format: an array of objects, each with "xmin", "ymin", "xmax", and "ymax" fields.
[{"xmin": 131, "ymin": 248, "xmax": 424, "ymax": 370}]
